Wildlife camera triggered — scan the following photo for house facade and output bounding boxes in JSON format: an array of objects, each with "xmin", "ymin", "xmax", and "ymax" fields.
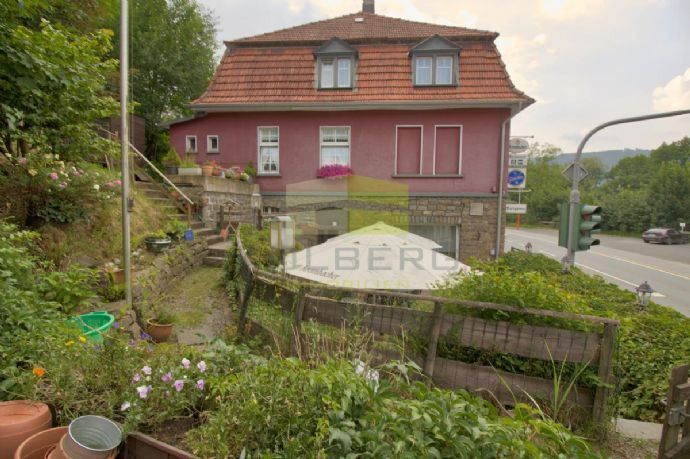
[{"xmin": 169, "ymin": 0, "xmax": 533, "ymax": 261}]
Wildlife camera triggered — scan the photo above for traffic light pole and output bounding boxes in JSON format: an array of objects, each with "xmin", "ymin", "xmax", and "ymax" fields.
[{"xmin": 563, "ymin": 108, "xmax": 690, "ymax": 272}]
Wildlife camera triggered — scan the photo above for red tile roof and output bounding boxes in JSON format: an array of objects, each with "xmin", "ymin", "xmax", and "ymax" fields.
[
  {"xmin": 192, "ymin": 12, "xmax": 533, "ymax": 109},
  {"xmin": 228, "ymin": 12, "xmax": 497, "ymax": 45}
]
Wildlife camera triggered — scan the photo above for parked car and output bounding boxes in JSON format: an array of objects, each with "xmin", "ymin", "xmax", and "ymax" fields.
[{"xmin": 641, "ymin": 228, "xmax": 688, "ymax": 244}]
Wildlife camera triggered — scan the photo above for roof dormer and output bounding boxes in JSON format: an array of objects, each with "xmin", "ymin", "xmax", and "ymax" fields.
[
  {"xmin": 315, "ymin": 38, "xmax": 357, "ymax": 90},
  {"xmin": 410, "ymin": 35, "xmax": 461, "ymax": 87}
]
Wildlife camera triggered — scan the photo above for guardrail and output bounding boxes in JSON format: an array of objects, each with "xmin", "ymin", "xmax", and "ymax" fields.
[{"xmin": 233, "ymin": 228, "xmax": 619, "ymax": 425}]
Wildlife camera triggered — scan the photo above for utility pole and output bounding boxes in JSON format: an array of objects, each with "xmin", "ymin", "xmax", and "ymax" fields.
[
  {"xmin": 562, "ymin": 109, "xmax": 690, "ymax": 272},
  {"xmin": 120, "ymin": 0, "xmax": 132, "ymax": 306}
]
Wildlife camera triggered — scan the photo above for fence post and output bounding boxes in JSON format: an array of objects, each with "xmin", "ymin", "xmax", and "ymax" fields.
[
  {"xmin": 423, "ymin": 301, "xmax": 444, "ymax": 378},
  {"xmin": 291, "ymin": 287, "xmax": 307, "ymax": 356},
  {"xmin": 237, "ymin": 271, "xmax": 254, "ymax": 339},
  {"xmin": 658, "ymin": 364, "xmax": 690, "ymax": 458},
  {"xmin": 592, "ymin": 322, "xmax": 618, "ymax": 426}
]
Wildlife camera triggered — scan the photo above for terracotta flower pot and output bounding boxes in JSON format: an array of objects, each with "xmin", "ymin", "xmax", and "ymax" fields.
[
  {"xmin": 147, "ymin": 319, "xmax": 173, "ymax": 343},
  {"xmin": 0, "ymin": 401, "xmax": 52, "ymax": 459},
  {"xmin": 201, "ymin": 165, "xmax": 214, "ymax": 176},
  {"xmin": 13, "ymin": 426, "xmax": 66, "ymax": 459},
  {"xmin": 107, "ymin": 269, "xmax": 125, "ymax": 285}
]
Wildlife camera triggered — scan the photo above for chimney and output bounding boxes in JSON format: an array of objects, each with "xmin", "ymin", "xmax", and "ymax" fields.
[{"xmin": 362, "ymin": 0, "xmax": 375, "ymax": 14}]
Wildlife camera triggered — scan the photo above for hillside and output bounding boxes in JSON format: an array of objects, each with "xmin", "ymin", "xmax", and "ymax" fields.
[{"xmin": 551, "ymin": 148, "xmax": 650, "ymax": 169}]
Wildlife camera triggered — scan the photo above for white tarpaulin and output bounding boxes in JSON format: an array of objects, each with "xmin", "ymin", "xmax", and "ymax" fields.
[{"xmin": 285, "ymin": 222, "xmax": 470, "ymax": 290}]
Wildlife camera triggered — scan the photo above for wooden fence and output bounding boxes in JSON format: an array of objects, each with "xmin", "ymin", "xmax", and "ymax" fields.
[
  {"xmin": 659, "ymin": 364, "xmax": 690, "ymax": 458},
  {"xmin": 234, "ymin": 231, "xmax": 619, "ymax": 424}
]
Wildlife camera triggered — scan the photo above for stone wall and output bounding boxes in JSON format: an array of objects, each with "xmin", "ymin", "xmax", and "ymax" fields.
[
  {"xmin": 261, "ymin": 194, "xmax": 503, "ymax": 261},
  {"xmin": 170, "ymin": 175, "xmax": 255, "ymax": 226}
]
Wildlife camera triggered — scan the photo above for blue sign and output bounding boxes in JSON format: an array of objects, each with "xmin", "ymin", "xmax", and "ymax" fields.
[{"xmin": 508, "ymin": 168, "xmax": 526, "ymax": 188}]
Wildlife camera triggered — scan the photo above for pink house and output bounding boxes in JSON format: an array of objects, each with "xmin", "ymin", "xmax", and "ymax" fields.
[{"xmin": 169, "ymin": 0, "xmax": 533, "ymax": 260}]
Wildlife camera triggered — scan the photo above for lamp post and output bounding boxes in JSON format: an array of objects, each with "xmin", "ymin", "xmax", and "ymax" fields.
[
  {"xmin": 270, "ymin": 216, "xmax": 295, "ymax": 274},
  {"xmin": 635, "ymin": 281, "xmax": 654, "ymax": 308},
  {"xmin": 525, "ymin": 242, "xmax": 533, "ymax": 254}
]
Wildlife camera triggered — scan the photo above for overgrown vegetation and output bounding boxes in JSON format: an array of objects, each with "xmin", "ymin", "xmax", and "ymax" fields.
[{"xmin": 442, "ymin": 252, "xmax": 690, "ymax": 421}]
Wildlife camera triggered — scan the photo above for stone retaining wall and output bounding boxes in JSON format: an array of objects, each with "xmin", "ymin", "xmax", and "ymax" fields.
[{"xmin": 170, "ymin": 175, "xmax": 255, "ymax": 226}]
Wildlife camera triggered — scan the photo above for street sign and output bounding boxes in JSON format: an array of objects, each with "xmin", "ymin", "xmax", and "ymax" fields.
[
  {"xmin": 509, "ymin": 155, "xmax": 528, "ymax": 167},
  {"xmin": 562, "ymin": 162, "xmax": 589, "ymax": 183},
  {"xmin": 506, "ymin": 203, "xmax": 527, "ymax": 214},
  {"xmin": 509, "ymin": 137, "xmax": 530, "ymax": 153},
  {"xmin": 681, "ymin": 222, "xmax": 686, "ymax": 231},
  {"xmin": 507, "ymin": 168, "xmax": 527, "ymax": 189}
]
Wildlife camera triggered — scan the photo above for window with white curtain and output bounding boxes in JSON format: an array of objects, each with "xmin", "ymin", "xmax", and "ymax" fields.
[
  {"xmin": 320, "ymin": 127, "xmax": 350, "ymax": 166},
  {"xmin": 415, "ymin": 57, "xmax": 433, "ymax": 85},
  {"xmin": 258, "ymin": 127, "xmax": 279, "ymax": 174}
]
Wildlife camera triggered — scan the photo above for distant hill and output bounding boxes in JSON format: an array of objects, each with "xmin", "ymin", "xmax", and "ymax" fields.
[{"xmin": 550, "ymin": 149, "xmax": 651, "ymax": 170}]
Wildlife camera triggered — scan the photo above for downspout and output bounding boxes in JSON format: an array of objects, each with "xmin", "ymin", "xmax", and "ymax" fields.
[{"xmin": 495, "ymin": 105, "xmax": 520, "ymax": 259}]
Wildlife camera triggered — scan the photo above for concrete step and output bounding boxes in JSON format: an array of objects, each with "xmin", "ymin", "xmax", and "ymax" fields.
[
  {"xmin": 203, "ymin": 256, "xmax": 225, "ymax": 267},
  {"xmin": 204, "ymin": 235, "xmax": 224, "ymax": 245},
  {"xmin": 190, "ymin": 221, "xmax": 205, "ymax": 230},
  {"xmin": 208, "ymin": 247, "xmax": 226, "ymax": 257},
  {"xmin": 196, "ymin": 228, "xmax": 216, "ymax": 238}
]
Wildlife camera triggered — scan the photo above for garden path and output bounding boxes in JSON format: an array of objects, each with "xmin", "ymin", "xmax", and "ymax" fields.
[{"xmin": 159, "ymin": 266, "xmax": 231, "ymax": 345}]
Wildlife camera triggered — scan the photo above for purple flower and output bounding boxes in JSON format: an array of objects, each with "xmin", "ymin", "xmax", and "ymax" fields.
[
  {"xmin": 136, "ymin": 385, "xmax": 152, "ymax": 399},
  {"xmin": 127, "ymin": 340, "xmax": 135, "ymax": 347},
  {"xmin": 142, "ymin": 365, "xmax": 152, "ymax": 375},
  {"xmin": 197, "ymin": 361, "xmax": 206, "ymax": 373},
  {"xmin": 173, "ymin": 380, "xmax": 184, "ymax": 392},
  {"xmin": 181, "ymin": 358, "xmax": 190, "ymax": 370},
  {"xmin": 113, "ymin": 321, "xmax": 120, "ymax": 330},
  {"xmin": 49, "ymin": 172, "xmax": 58, "ymax": 180},
  {"xmin": 131, "ymin": 373, "xmax": 141, "ymax": 383},
  {"xmin": 140, "ymin": 331, "xmax": 151, "ymax": 341},
  {"xmin": 147, "ymin": 344, "xmax": 153, "ymax": 353},
  {"xmin": 161, "ymin": 372, "xmax": 173, "ymax": 382},
  {"xmin": 120, "ymin": 401, "xmax": 131, "ymax": 411},
  {"xmin": 196, "ymin": 379, "xmax": 205, "ymax": 390},
  {"xmin": 59, "ymin": 182, "xmax": 67, "ymax": 189}
]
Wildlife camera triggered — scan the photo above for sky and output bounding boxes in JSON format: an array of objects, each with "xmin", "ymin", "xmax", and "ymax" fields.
[{"xmin": 198, "ymin": 0, "xmax": 690, "ymax": 152}]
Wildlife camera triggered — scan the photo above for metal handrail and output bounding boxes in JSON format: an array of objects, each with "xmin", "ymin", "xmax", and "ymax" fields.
[{"xmin": 128, "ymin": 142, "xmax": 194, "ymax": 206}]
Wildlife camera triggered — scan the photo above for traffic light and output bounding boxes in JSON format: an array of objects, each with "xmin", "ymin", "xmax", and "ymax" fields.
[
  {"xmin": 558, "ymin": 203, "xmax": 602, "ymax": 251},
  {"xmin": 576, "ymin": 204, "xmax": 601, "ymax": 251}
]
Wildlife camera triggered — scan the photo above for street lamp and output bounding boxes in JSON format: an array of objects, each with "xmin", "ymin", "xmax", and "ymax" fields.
[
  {"xmin": 525, "ymin": 242, "xmax": 533, "ymax": 254},
  {"xmin": 250, "ymin": 191, "xmax": 262, "ymax": 229},
  {"xmin": 270, "ymin": 216, "xmax": 295, "ymax": 274},
  {"xmin": 635, "ymin": 281, "xmax": 654, "ymax": 308}
]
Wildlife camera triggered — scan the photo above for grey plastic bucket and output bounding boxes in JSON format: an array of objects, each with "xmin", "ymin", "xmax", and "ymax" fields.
[{"xmin": 63, "ymin": 415, "xmax": 121, "ymax": 458}]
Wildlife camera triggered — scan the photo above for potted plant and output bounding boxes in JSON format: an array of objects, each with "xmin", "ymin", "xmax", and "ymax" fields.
[
  {"xmin": 144, "ymin": 230, "xmax": 172, "ymax": 253},
  {"xmin": 162, "ymin": 148, "xmax": 181, "ymax": 175},
  {"xmin": 146, "ymin": 308, "xmax": 176, "ymax": 343},
  {"xmin": 201, "ymin": 160, "xmax": 216, "ymax": 177},
  {"xmin": 244, "ymin": 161, "xmax": 257, "ymax": 184},
  {"xmin": 178, "ymin": 158, "xmax": 201, "ymax": 176},
  {"xmin": 318, "ymin": 164, "xmax": 353, "ymax": 179},
  {"xmin": 165, "ymin": 219, "xmax": 187, "ymax": 242}
]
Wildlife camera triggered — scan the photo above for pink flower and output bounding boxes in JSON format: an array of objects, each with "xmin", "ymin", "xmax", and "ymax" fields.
[
  {"xmin": 196, "ymin": 379, "xmax": 205, "ymax": 390},
  {"xmin": 59, "ymin": 182, "xmax": 67, "ymax": 189},
  {"xmin": 115, "ymin": 179, "xmax": 122, "ymax": 186},
  {"xmin": 142, "ymin": 365, "xmax": 152, "ymax": 375},
  {"xmin": 136, "ymin": 385, "xmax": 152, "ymax": 399},
  {"xmin": 49, "ymin": 172, "xmax": 58, "ymax": 180},
  {"xmin": 161, "ymin": 372, "xmax": 172, "ymax": 382},
  {"xmin": 18, "ymin": 158, "xmax": 27, "ymax": 165},
  {"xmin": 181, "ymin": 358, "xmax": 190, "ymax": 369},
  {"xmin": 105, "ymin": 182, "xmax": 114, "ymax": 188},
  {"xmin": 132, "ymin": 373, "xmax": 141, "ymax": 383},
  {"xmin": 173, "ymin": 380, "xmax": 184, "ymax": 392},
  {"xmin": 197, "ymin": 361, "xmax": 206, "ymax": 373}
]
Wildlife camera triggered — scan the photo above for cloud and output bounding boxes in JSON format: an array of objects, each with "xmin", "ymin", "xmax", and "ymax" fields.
[
  {"xmin": 539, "ymin": 0, "xmax": 604, "ymax": 20},
  {"xmin": 652, "ymin": 68, "xmax": 690, "ymax": 112}
]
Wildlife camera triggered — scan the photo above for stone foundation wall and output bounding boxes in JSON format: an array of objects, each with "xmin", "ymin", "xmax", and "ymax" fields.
[
  {"xmin": 261, "ymin": 194, "xmax": 504, "ymax": 261},
  {"xmin": 170, "ymin": 175, "xmax": 255, "ymax": 226}
]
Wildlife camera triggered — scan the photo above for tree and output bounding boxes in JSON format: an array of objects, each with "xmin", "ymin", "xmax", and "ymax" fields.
[
  {"xmin": 650, "ymin": 137, "xmax": 690, "ymax": 166},
  {"xmin": 521, "ymin": 158, "xmax": 569, "ymax": 224},
  {"xmin": 647, "ymin": 162, "xmax": 690, "ymax": 228},
  {"xmin": 0, "ymin": 18, "xmax": 117, "ymax": 160},
  {"xmin": 103, "ymin": 0, "xmax": 217, "ymax": 158},
  {"xmin": 525, "ymin": 142, "xmax": 562, "ymax": 160}
]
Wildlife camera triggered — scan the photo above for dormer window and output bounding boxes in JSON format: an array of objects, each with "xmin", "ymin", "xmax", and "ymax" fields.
[
  {"xmin": 410, "ymin": 35, "xmax": 461, "ymax": 87},
  {"xmin": 315, "ymin": 38, "xmax": 357, "ymax": 90}
]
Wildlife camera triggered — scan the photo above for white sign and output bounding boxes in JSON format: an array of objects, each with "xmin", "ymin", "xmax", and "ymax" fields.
[
  {"xmin": 506, "ymin": 203, "xmax": 527, "ymax": 214},
  {"xmin": 507, "ymin": 168, "xmax": 527, "ymax": 189},
  {"xmin": 509, "ymin": 155, "xmax": 528, "ymax": 167},
  {"xmin": 681, "ymin": 222, "xmax": 686, "ymax": 231},
  {"xmin": 509, "ymin": 138, "xmax": 530, "ymax": 153}
]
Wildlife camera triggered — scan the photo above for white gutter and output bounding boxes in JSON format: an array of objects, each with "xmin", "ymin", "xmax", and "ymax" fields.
[
  {"xmin": 190, "ymin": 100, "xmax": 525, "ymax": 113},
  {"xmin": 495, "ymin": 106, "xmax": 521, "ymax": 259}
]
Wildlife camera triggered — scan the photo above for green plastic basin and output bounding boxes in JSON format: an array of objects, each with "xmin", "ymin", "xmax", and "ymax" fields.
[{"xmin": 69, "ymin": 311, "xmax": 115, "ymax": 343}]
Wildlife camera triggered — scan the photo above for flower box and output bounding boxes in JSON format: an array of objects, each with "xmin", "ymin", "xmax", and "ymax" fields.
[{"xmin": 317, "ymin": 164, "xmax": 353, "ymax": 179}]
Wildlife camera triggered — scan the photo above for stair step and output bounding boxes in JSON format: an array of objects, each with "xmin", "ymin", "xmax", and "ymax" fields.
[
  {"xmin": 196, "ymin": 228, "xmax": 216, "ymax": 238},
  {"xmin": 190, "ymin": 221, "xmax": 205, "ymax": 230},
  {"xmin": 209, "ymin": 247, "xmax": 226, "ymax": 257},
  {"xmin": 203, "ymin": 256, "xmax": 225, "ymax": 267},
  {"xmin": 204, "ymin": 235, "xmax": 224, "ymax": 245}
]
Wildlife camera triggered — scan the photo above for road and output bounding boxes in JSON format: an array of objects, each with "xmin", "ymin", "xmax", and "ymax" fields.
[{"xmin": 505, "ymin": 228, "xmax": 690, "ymax": 317}]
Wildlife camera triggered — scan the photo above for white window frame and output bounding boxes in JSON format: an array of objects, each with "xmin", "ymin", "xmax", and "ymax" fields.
[
  {"xmin": 257, "ymin": 126, "xmax": 280, "ymax": 175},
  {"xmin": 414, "ymin": 57, "xmax": 433, "ymax": 86},
  {"xmin": 206, "ymin": 135, "xmax": 219, "ymax": 153},
  {"xmin": 319, "ymin": 57, "xmax": 353, "ymax": 89},
  {"xmin": 394, "ymin": 125, "xmax": 424, "ymax": 175},
  {"xmin": 319, "ymin": 126, "xmax": 351, "ymax": 167},
  {"xmin": 185, "ymin": 135, "xmax": 197, "ymax": 153},
  {"xmin": 414, "ymin": 55, "xmax": 455, "ymax": 86},
  {"xmin": 433, "ymin": 125, "xmax": 463, "ymax": 175},
  {"xmin": 435, "ymin": 56, "xmax": 453, "ymax": 85}
]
